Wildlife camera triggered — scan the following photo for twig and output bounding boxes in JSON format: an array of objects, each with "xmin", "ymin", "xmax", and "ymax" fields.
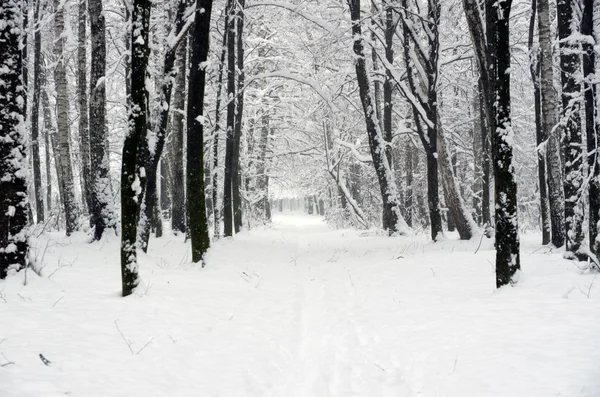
[
  {"xmin": 114, "ymin": 320, "xmax": 135, "ymax": 354},
  {"xmin": 474, "ymin": 224, "xmax": 487, "ymax": 254},
  {"xmin": 344, "ymin": 266, "xmax": 354, "ymax": 287},
  {"xmin": 135, "ymin": 338, "xmax": 155, "ymax": 355},
  {"xmin": 52, "ymin": 296, "xmax": 64, "ymax": 307},
  {"xmin": 1, "ymin": 353, "xmax": 14, "ymax": 367}
]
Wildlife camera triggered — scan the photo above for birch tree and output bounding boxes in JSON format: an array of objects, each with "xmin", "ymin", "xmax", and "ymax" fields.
[{"xmin": 53, "ymin": 0, "xmax": 78, "ymax": 235}]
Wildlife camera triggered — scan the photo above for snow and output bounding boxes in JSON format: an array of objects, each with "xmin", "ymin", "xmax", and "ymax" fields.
[{"xmin": 2, "ymin": 213, "xmax": 600, "ymax": 396}]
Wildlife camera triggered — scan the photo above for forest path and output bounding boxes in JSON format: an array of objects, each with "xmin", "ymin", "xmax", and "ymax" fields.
[{"xmin": 2, "ymin": 213, "xmax": 600, "ymax": 396}]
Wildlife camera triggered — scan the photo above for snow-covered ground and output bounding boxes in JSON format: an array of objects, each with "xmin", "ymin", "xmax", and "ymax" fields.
[{"xmin": 1, "ymin": 213, "xmax": 600, "ymax": 396}]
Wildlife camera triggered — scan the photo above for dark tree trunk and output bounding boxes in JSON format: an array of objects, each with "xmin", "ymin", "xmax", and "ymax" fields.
[
  {"xmin": 89, "ymin": 0, "xmax": 114, "ymax": 241},
  {"xmin": 0, "ymin": 0, "xmax": 28, "ymax": 278},
  {"xmin": 31, "ymin": 0, "xmax": 44, "ymax": 223},
  {"xmin": 223, "ymin": 0, "xmax": 236, "ymax": 237},
  {"xmin": 121, "ymin": 0, "xmax": 151, "ymax": 296},
  {"xmin": 538, "ymin": 0, "xmax": 565, "ymax": 247},
  {"xmin": 558, "ymin": 0, "xmax": 585, "ymax": 259},
  {"xmin": 186, "ymin": 0, "xmax": 213, "ymax": 262},
  {"xmin": 78, "ymin": 0, "xmax": 92, "ymax": 217},
  {"xmin": 347, "ymin": 0, "xmax": 408, "ymax": 235},
  {"xmin": 405, "ymin": 141, "xmax": 414, "ymax": 227},
  {"xmin": 582, "ymin": 0, "xmax": 599, "ymax": 257},
  {"xmin": 529, "ymin": 0, "xmax": 550, "ymax": 245},
  {"xmin": 383, "ymin": 1, "xmax": 394, "ymax": 175},
  {"xmin": 232, "ymin": 0, "xmax": 245, "ymax": 233},
  {"xmin": 139, "ymin": 0, "xmax": 189, "ymax": 251},
  {"xmin": 212, "ymin": 20, "xmax": 229, "ymax": 239},
  {"xmin": 492, "ymin": 0, "xmax": 520, "ymax": 287},
  {"xmin": 170, "ymin": 38, "xmax": 187, "ymax": 234}
]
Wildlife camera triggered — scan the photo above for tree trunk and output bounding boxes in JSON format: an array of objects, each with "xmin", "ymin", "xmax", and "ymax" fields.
[
  {"xmin": 89, "ymin": 0, "xmax": 114, "ymax": 241},
  {"xmin": 212, "ymin": 21, "xmax": 228, "ymax": 239},
  {"xmin": 492, "ymin": 0, "xmax": 520, "ymax": 287},
  {"xmin": 77, "ymin": 0, "xmax": 92, "ymax": 217},
  {"xmin": 537, "ymin": 0, "xmax": 565, "ymax": 248},
  {"xmin": 529, "ymin": 0, "xmax": 551, "ymax": 245},
  {"xmin": 170, "ymin": 38, "xmax": 187, "ymax": 234},
  {"xmin": 472, "ymin": 85, "xmax": 483, "ymax": 225},
  {"xmin": 582, "ymin": 0, "xmax": 599, "ymax": 257},
  {"xmin": 223, "ymin": 0, "xmax": 236, "ymax": 237},
  {"xmin": 347, "ymin": 0, "xmax": 408, "ymax": 235},
  {"xmin": 186, "ymin": 0, "xmax": 213, "ymax": 263},
  {"xmin": 558, "ymin": 0, "xmax": 585, "ymax": 259},
  {"xmin": 31, "ymin": 0, "xmax": 44, "ymax": 223},
  {"xmin": 121, "ymin": 0, "xmax": 151, "ymax": 296},
  {"xmin": 256, "ymin": 110, "xmax": 270, "ymax": 220},
  {"xmin": 232, "ymin": 0, "xmax": 245, "ymax": 233},
  {"xmin": 0, "ymin": 0, "xmax": 28, "ymax": 278},
  {"xmin": 54, "ymin": 0, "xmax": 78, "ymax": 235},
  {"xmin": 160, "ymin": 158, "xmax": 171, "ymax": 212}
]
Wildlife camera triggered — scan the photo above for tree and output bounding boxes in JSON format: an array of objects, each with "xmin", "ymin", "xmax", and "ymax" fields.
[
  {"xmin": 223, "ymin": 0, "xmax": 236, "ymax": 237},
  {"xmin": 232, "ymin": 0, "xmax": 246, "ymax": 233},
  {"xmin": 538, "ymin": 0, "xmax": 565, "ymax": 248},
  {"xmin": 0, "ymin": 0, "xmax": 28, "ymax": 279},
  {"xmin": 89, "ymin": 0, "xmax": 115, "ymax": 240},
  {"xmin": 78, "ymin": 0, "xmax": 92, "ymax": 216},
  {"xmin": 53, "ymin": 0, "xmax": 78, "ymax": 235},
  {"xmin": 528, "ymin": 0, "xmax": 550, "ymax": 245},
  {"xmin": 557, "ymin": 0, "xmax": 585, "ymax": 259},
  {"xmin": 492, "ymin": 0, "xmax": 520, "ymax": 287},
  {"xmin": 186, "ymin": 0, "xmax": 213, "ymax": 263},
  {"xmin": 121, "ymin": 0, "xmax": 151, "ymax": 296},
  {"xmin": 582, "ymin": 0, "xmax": 599, "ymax": 257},
  {"xmin": 347, "ymin": 0, "xmax": 409, "ymax": 235},
  {"xmin": 170, "ymin": 37, "xmax": 187, "ymax": 235},
  {"xmin": 30, "ymin": 0, "xmax": 44, "ymax": 223}
]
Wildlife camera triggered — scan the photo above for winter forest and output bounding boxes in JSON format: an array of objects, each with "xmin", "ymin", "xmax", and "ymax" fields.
[{"xmin": 1, "ymin": 0, "xmax": 600, "ymax": 394}]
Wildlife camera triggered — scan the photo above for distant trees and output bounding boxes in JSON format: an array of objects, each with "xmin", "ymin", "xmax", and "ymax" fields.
[{"xmin": 0, "ymin": 0, "xmax": 28, "ymax": 279}]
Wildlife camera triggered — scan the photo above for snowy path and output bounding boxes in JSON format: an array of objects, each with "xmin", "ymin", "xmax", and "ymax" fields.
[{"xmin": 2, "ymin": 213, "xmax": 600, "ymax": 396}]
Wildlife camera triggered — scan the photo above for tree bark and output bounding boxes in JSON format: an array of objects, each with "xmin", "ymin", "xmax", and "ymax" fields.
[
  {"xmin": 223, "ymin": 0, "xmax": 236, "ymax": 237},
  {"xmin": 53, "ymin": 0, "xmax": 78, "ymax": 235},
  {"xmin": 31, "ymin": 0, "xmax": 44, "ymax": 223},
  {"xmin": 89, "ymin": 0, "xmax": 114, "ymax": 241},
  {"xmin": 170, "ymin": 38, "xmax": 187, "ymax": 235},
  {"xmin": 538, "ymin": 0, "xmax": 565, "ymax": 247},
  {"xmin": 77, "ymin": 0, "xmax": 92, "ymax": 217},
  {"xmin": 492, "ymin": 0, "xmax": 521, "ymax": 287},
  {"xmin": 558, "ymin": 0, "xmax": 585, "ymax": 259},
  {"xmin": 0, "ymin": 0, "xmax": 28, "ymax": 278},
  {"xmin": 232, "ymin": 0, "xmax": 245, "ymax": 233},
  {"xmin": 121, "ymin": 0, "xmax": 151, "ymax": 296},
  {"xmin": 212, "ymin": 20, "xmax": 229, "ymax": 239},
  {"xmin": 186, "ymin": 0, "xmax": 213, "ymax": 263},
  {"xmin": 582, "ymin": 0, "xmax": 599, "ymax": 257},
  {"xmin": 529, "ymin": 0, "xmax": 551, "ymax": 245}
]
